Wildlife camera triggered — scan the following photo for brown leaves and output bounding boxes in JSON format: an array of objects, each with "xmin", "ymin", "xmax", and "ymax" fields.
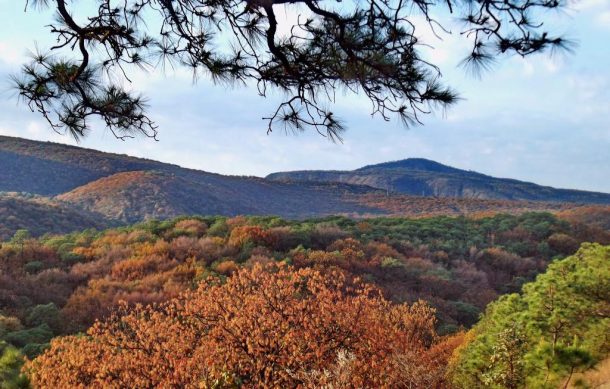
[{"xmin": 26, "ymin": 264, "xmax": 461, "ymax": 388}]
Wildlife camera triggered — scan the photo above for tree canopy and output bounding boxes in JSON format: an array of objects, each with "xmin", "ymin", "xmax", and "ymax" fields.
[
  {"xmin": 25, "ymin": 264, "xmax": 461, "ymax": 387},
  {"xmin": 0, "ymin": 214, "xmax": 607, "ymax": 386},
  {"xmin": 14, "ymin": 0, "xmax": 571, "ymax": 141},
  {"xmin": 448, "ymin": 243, "xmax": 610, "ymax": 388}
]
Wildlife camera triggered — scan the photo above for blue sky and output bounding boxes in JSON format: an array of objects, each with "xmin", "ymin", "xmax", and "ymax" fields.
[{"xmin": 0, "ymin": 0, "xmax": 609, "ymax": 192}]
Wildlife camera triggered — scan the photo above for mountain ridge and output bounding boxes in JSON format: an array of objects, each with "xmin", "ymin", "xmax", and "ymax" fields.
[
  {"xmin": 3, "ymin": 134, "xmax": 608, "ymax": 200},
  {"xmin": 267, "ymin": 158, "xmax": 610, "ymax": 203},
  {"xmin": 1, "ymin": 135, "xmax": 609, "ymax": 239}
]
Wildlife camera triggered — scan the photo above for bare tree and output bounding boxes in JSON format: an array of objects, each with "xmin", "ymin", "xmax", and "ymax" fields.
[{"xmin": 14, "ymin": 0, "xmax": 572, "ymax": 141}]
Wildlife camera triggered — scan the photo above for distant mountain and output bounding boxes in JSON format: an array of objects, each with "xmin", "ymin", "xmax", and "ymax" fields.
[
  {"xmin": 1, "ymin": 135, "xmax": 608, "ymax": 239},
  {"xmin": 0, "ymin": 136, "xmax": 382, "ymax": 224},
  {"xmin": 0, "ymin": 136, "xmax": 185, "ymax": 195},
  {"xmin": 267, "ymin": 158, "xmax": 610, "ymax": 204},
  {"xmin": 358, "ymin": 158, "xmax": 462, "ymax": 174}
]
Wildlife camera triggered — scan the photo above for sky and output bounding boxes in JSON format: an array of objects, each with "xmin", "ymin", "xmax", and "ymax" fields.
[{"xmin": 0, "ymin": 0, "xmax": 609, "ymax": 192}]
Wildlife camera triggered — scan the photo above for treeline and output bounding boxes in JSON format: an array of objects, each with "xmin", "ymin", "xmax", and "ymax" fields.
[{"xmin": 0, "ymin": 213, "xmax": 608, "ymax": 387}]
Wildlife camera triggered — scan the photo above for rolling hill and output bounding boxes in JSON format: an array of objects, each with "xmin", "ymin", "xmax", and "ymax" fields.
[
  {"xmin": 0, "ymin": 137, "xmax": 170, "ymax": 195},
  {"xmin": 56, "ymin": 170, "xmax": 381, "ymax": 223},
  {"xmin": 0, "ymin": 135, "xmax": 383, "ymax": 221},
  {"xmin": 0, "ymin": 192, "xmax": 113, "ymax": 241},
  {"xmin": 267, "ymin": 158, "xmax": 610, "ymax": 203},
  {"xmin": 1, "ymin": 135, "xmax": 609, "ymax": 238}
]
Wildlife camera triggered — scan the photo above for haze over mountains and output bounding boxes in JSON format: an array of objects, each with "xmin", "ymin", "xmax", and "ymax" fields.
[{"xmin": 1, "ymin": 135, "xmax": 609, "ymax": 239}]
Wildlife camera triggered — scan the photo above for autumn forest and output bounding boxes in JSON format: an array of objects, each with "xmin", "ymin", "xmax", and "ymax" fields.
[
  {"xmin": 1, "ymin": 0, "xmax": 609, "ymax": 386},
  {"xmin": 0, "ymin": 212, "xmax": 608, "ymax": 387}
]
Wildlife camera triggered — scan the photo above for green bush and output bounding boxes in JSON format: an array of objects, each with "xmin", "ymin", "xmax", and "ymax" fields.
[
  {"xmin": 0, "ymin": 341, "xmax": 29, "ymax": 389},
  {"xmin": 23, "ymin": 261, "xmax": 44, "ymax": 274},
  {"xmin": 25, "ymin": 304, "xmax": 61, "ymax": 334},
  {"xmin": 4, "ymin": 325, "xmax": 53, "ymax": 349}
]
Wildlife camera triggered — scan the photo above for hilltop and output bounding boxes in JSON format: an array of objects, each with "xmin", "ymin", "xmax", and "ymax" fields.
[
  {"xmin": 0, "ymin": 136, "xmax": 171, "ymax": 195},
  {"xmin": 267, "ymin": 158, "xmax": 610, "ymax": 203}
]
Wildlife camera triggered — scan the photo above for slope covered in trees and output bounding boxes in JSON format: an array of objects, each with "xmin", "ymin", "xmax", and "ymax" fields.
[
  {"xmin": 59, "ymin": 172, "xmax": 592, "ymax": 225},
  {"xmin": 449, "ymin": 243, "xmax": 610, "ymax": 388},
  {"xmin": 0, "ymin": 212, "xmax": 608, "ymax": 386},
  {"xmin": 350, "ymin": 193, "xmax": 575, "ymax": 219},
  {"xmin": 0, "ymin": 193, "xmax": 113, "ymax": 241},
  {"xmin": 56, "ymin": 171, "xmax": 262, "ymax": 223},
  {"xmin": 56, "ymin": 171, "xmax": 382, "ymax": 223},
  {"xmin": 0, "ymin": 136, "xmax": 380, "ymax": 210},
  {"xmin": 3, "ymin": 136, "xmax": 610, "ymax": 206},
  {"xmin": 0, "ymin": 136, "xmax": 168, "ymax": 196}
]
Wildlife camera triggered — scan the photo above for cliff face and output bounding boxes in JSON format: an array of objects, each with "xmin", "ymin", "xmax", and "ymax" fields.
[{"xmin": 267, "ymin": 158, "xmax": 610, "ymax": 204}]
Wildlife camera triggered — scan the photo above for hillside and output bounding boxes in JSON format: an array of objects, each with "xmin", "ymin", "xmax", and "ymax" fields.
[
  {"xmin": 56, "ymin": 171, "xmax": 383, "ymax": 223},
  {"xmin": 1, "ymin": 136, "xmax": 609, "ymax": 239},
  {"xmin": 0, "ymin": 136, "xmax": 170, "ymax": 195},
  {"xmin": 0, "ymin": 193, "xmax": 113, "ymax": 240},
  {"xmin": 267, "ymin": 158, "xmax": 610, "ymax": 204},
  {"xmin": 57, "ymin": 169, "xmax": 587, "ymax": 222},
  {"xmin": 56, "ymin": 171, "xmax": 258, "ymax": 223},
  {"xmin": 4, "ymin": 136, "xmax": 610, "ymax": 206},
  {"xmin": 57, "ymin": 177, "xmax": 602, "ymax": 226}
]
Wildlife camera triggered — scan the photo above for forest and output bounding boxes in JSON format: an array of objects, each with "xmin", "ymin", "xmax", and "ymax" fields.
[
  {"xmin": 0, "ymin": 0, "xmax": 607, "ymax": 383},
  {"xmin": 0, "ymin": 212, "xmax": 608, "ymax": 387},
  {"xmin": 1, "ymin": 0, "xmax": 608, "ymax": 385}
]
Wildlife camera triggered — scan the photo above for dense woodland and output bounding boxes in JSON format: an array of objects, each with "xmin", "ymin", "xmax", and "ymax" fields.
[
  {"xmin": 2, "ymin": 0, "xmax": 607, "ymax": 384},
  {"xmin": 0, "ymin": 193, "xmax": 113, "ymax": 241},
  {"xmin": 0, "ymin": 212, "xmax": 608, "ymax": 387}
]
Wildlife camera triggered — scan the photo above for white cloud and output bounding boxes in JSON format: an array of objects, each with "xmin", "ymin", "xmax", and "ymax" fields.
[
  {"xmin": 0, "ymin": 42, "xmax": 24, "ymax": 66},
  {"xmin": 597, "ymin": 11, "xmax": 610, "ymax": 29},
  {"xmin": 273, "ymin": 4, "xmax": 313, "ymax": 39},
  {"xmin": 571, "ymin": 0, "xmax": 609, "ymax": 10}
]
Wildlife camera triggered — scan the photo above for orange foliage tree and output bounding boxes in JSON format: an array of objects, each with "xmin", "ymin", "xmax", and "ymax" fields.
[
  {"xmin": 26, "ymin": 264, "xmax": 461, "ymax": 388},
  {"xmin": 228, "ymin": 225, "xmax": 275, "ymax": 248}
]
